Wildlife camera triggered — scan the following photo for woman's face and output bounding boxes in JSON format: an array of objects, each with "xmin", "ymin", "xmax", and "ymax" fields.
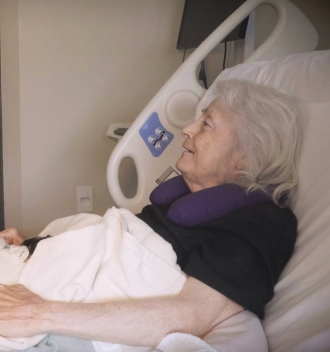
[{"xmin": 176, "ymin": 99, "xmax": 244, "ymax": 192}]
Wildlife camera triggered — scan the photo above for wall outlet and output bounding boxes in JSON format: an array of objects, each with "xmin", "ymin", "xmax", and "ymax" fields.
[{"xmin": 77, "ymin": 186, "xmax": 93, "ymax": 213}]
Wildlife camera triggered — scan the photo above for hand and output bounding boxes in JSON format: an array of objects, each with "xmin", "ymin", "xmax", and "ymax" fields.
[
  {"xmin": 0, "ymin": 284, "xmax": 46, "ymax": 338},
  {"xmin": 0, "ymin": 228, "xmax": 27, "ymax": 245}
]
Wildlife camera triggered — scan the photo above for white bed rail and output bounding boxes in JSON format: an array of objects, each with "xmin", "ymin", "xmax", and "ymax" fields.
[{"xmin": 107, "ymin": 0, "xmax": 318, "ymax": 213}]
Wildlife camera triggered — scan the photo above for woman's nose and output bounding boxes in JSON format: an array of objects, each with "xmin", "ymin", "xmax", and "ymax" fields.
[{"xmin": 181, "ymin": 119, "xmax": 200, "ymax": 139}]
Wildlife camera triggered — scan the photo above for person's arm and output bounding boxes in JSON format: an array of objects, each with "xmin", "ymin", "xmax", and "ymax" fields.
[
  {"xmin": 0, "ymin": 228, "xmax": 27, "ymax": 245},
  {"xmin": 0, "ymin": 277, "xmax": 243, "ymax": 347}
]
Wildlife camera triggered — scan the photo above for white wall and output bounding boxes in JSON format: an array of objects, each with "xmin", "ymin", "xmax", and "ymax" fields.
[
  {"xmin": 1, "ymin": 0, "xmax": 329, "ymax": 237},
  {"xmin": 1, "ymin": 0, "xmax": 185, "ymax": 236},
  {"xmin": 254, "ymin": 0, "xmax": 330, "ymax": 51},
  {"xmin": 291, "ymin": 0, "xmax": 330, "ymax": 50}
]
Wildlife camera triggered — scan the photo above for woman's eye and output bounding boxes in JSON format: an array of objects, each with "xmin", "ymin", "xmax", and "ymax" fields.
[{"xmin": 203, "ymin": 121, "xmax": 212, "ymax": 129}]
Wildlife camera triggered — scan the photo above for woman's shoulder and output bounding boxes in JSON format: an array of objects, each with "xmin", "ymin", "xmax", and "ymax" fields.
[{"xmin": 204, "ymin": 202, "xmax": 297, "ymax": 244}]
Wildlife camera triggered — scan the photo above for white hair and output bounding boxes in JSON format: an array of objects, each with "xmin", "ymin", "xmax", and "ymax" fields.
[{"xmin": 211, "ymin": 79, "xmax": 304, "ymax": 205}]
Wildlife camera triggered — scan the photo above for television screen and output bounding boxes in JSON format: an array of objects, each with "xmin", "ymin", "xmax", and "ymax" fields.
[{"xmin": 177, "ymin": 0, "xmax": 248, "ymax": 50}]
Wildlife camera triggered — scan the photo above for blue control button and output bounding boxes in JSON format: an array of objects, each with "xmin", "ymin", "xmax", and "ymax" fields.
[{"xmin": 139, "ymin": 112, "xmax": 174, "ymax": 157}]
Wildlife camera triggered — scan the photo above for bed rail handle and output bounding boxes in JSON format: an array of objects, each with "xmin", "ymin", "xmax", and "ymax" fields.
[{"xmin": 107, "ymin": 143, "xmax": 148, "ymax": 214}]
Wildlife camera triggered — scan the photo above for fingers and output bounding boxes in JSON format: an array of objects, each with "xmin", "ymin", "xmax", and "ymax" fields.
[
  {"xmin": 0, "ymin": 285, "xmax": 46, "ymax": 338},
  {"xmin": 0, "ymin": 228, "xmax": 27, "ymax": 245},
  {"xmin": 0, "ymin": 228, "xmax": 15, "ymax": 244},
  {"xmin": 13, "ymin": 231, "xmax": 28, "ymax": 246},
  {"xmin": 0, "ymin": 284, "xmax": 44, "ymax": 307},
  {"xmin": 0, "ymin": 284, "xmax": 28, "ymax": 306}
]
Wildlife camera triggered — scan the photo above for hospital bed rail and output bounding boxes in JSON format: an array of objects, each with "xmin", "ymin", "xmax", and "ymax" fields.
[{"xmin": 107, "ymin": 0, "xmax": 318, "ymax": 213}]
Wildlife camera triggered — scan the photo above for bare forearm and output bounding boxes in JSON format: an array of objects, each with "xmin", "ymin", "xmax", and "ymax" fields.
[
  {"xmin": 38, "ymin": 277, "xmax": 242, "ymax": 346},
  {"xmin": 0, "ymin": 285, "xmax": 198, "ymax": 347},
  {"xmin": 0, "ymin": 278, "xmax": 243, "ymax": 347},
  {"xmin": 40, "ymin": 297, "xmax": 190, "ymax": 346}
]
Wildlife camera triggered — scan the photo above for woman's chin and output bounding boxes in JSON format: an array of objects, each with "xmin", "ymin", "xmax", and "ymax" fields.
[
  {"xmin": 175, "ymin": 158, "xmax": 186, "ymax": 174},
  {"xmin": 176, "ymin": 152, "xmax": 192, "ymax": 171}
]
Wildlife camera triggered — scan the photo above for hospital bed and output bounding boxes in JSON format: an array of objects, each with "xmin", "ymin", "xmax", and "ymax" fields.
[{"xmin": 107, "ymin": 0, "xmax": 330, "ymax": 351}]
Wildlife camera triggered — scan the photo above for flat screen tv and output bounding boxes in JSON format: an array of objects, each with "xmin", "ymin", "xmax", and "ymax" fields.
[{"xmin": 177, "ymin": 0, "xmax": 248, "ymax": 50}]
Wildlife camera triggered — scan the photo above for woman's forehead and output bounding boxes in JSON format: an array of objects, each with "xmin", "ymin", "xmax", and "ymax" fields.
[
  {"xmin": 202, "ymin": 100, "xmax": 219, "ymax": 115},
  {"xmin": 206, "ymin": 99, "xmax": 219, "ymax": 109},
  {"xmin": 204, "ymin": 100, "xmax": 234, "ymax": 122}
]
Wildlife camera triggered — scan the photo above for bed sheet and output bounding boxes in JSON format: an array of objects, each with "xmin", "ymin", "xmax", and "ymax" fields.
[{"xmin": 0, "ymin": 208, "xmax": 268, "ymax": 352}]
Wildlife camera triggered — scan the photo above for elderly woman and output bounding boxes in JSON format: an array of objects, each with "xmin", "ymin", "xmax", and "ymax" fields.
[{"xmin": 0, "ymin": 80, "xmax": 302, "ymax": 348}]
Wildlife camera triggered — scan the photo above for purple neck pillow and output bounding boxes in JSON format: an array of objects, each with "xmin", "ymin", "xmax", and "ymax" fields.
[{"xmin": 149, "ymin": 176, "xmax": 272, "ymax": 227}]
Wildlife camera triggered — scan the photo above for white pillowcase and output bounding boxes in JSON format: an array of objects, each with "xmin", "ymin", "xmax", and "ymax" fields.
[
  {"xmin": 195, "ymin": 50, "xmax": 330, "ymax": 119},
  {"xmin": 156, "ymin": 333, "xmax": 217, "ymax": 352},
  {"xmin": 264, "ymin": 101, "xmax": 330, "ymax": 352}
]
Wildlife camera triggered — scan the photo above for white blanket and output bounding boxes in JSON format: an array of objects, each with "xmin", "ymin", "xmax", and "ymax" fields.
[{"xmin": 0, "ymin": 207, "xmax": 187, "ymax": 352}]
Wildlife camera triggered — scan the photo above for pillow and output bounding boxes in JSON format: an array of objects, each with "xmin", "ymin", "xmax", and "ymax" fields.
[
  {"xmin": 263, "ymin": 101, "xmax": 330, "ymax": 352},
  {"xmin": 195, "ymin": 50, "xmax": 330, "ymax": 120},
  {"xmin": 149, "ymin": 175, "xmax": 190, "ymax": 205},
  {"xmin": 151, "ymin": 310, "xmax": 268, "ymax": 352},
  {"xmin": 156, "ymin": 333, "xmax": 217, "ymax": 352},
  {"xmin": 150, "ymin": 176, "xmax": 272, "ymax": 227}
]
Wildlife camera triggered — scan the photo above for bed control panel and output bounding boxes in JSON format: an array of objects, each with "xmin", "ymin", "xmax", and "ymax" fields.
[{"xmin": 139, "ymin": 112, "xmax": 174, "ymax": 157}]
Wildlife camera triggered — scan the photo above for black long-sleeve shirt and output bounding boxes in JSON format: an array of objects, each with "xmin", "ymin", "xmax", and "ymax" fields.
[{"xmin": 137, "ymin": 202, "xmax": 297, "ymax": 319}]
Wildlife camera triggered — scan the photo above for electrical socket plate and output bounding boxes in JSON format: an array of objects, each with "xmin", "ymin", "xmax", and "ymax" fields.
[{"xmin": 77, "ymin": 186, "xmax": 93, "ymax": 213}]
